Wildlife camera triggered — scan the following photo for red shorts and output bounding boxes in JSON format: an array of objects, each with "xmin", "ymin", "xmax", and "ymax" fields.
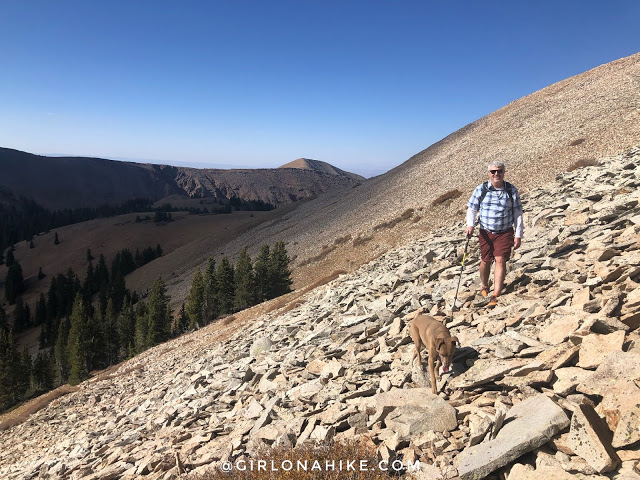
[{"xmin": 479, "ymin": 228, "xmax": 514, "ymax": 262}]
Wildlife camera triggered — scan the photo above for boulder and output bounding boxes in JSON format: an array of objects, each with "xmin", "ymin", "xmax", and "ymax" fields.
[
  {"xmin": 456, "ymin": 395, "xmax": 570, "ymax": 480},
  {"xmin": 577, "ymin": 331, "xmax": 626, "ymax": 369},
  {"xmin": 567, "ymin": 403, "xmax": 620, "ymax": 473}
]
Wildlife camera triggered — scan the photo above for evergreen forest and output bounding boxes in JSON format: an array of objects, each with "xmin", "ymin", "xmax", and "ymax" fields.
[{"xmin": 0, "ymin": 241, "xmax": 292, "ymax": 414}]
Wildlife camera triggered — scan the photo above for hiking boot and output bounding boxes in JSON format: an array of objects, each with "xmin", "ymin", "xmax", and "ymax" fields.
[
  {"xmin": 487, "ymin": 296, "xmax": 499, "ymax": 307},
  {"xmin": 481, "ymin": 288, "xmax": 489, "ymax": 298}
]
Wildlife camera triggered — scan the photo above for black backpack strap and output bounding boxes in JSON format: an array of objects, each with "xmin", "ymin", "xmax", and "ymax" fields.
[
  {"xmin": 504, "ymin": 181, "xmax": 515, "ymax": 220},
  {"xmin": 478, "ymin": 182, "xmax": 488, "ymax": 207}
]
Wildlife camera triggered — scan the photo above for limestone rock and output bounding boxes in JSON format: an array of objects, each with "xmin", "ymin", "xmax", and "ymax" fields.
[
  {"xmin": 250, "ymin": 337, "xmax": 273, "ymax": 357},
  {"xmin": 567, "ymin": 403, "xmax": 620, "ymax": 473},
  {"xmin": 449, "ymin": 358, "xmax": 529, "ymax": 389},
  {"xmin": 552, "ymin": 367, "xmax": 593, "ymax": 397},
  {"xmin": 508, "ymin": 463, "xmax": 578, "ymax": 480},
  {"xmin": 577, "ymin": 331, "xmax": 626, "ymax": 369},
  {"xmin": 384, "ymin": 399, "xmax": 458, "ymax": 435},
  {"xmin": 456, "ymin": 395, "xmax": 570, "ymax": 480}
]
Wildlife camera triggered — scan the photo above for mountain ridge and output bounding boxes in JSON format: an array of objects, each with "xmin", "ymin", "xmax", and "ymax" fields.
[{"xmin": 0, "ymin": 147, "xmax": 363, "ymax": 211}]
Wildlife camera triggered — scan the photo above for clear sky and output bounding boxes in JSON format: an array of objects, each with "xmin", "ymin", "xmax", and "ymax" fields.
[{"xmin": 1, "ymin": 1, "xmax": 638, "ymax": 178}]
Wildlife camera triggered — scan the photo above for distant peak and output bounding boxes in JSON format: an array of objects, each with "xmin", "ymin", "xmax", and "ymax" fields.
[
  {"xmin": 279, "ymin": 158, "xmax": 322, "ymax": 170},
  {"xmin": 278, "ymin": 158, "xmax": 365, "ymax": 181}
]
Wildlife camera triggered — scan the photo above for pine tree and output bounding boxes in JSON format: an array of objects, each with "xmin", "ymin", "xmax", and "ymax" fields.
[
  {"xmin": 5, "ymin": 261, "xmax": 25, "ymax": 304},
  {"xmin": 67, "ymin": 294, "xmax": 88, "ymax": 385},
  {"xmin": 203, "ymin": 257, "xmax": 218, "ymax": 322},
  {"xmin": 270, "ymin": 242, "xmax": 293, "ymax": 298},
  {"xmin": 33, "ymin": 351, "xmax": 55, "ymax": 392},
  {"xmin": 41, "ymin": 279, "xmax": 58, "ymax": 348},
  {"xmin": 86, "ymin": 308, "xmax": 106, "ymax": 371},
  {"xmin": 29, "ymin": 239, "xmax": 34, "ymax": 249},
  {"xmin": 146, "ymin": 278, "xmax": 171, "ymax": 347},
  {"xmin": 83, "ymin": 262, "xmax": 95, "ymax": 299},
  {"xmin": 13, "ymin": 298, "xmax": 30, "ymax": 332},
  {"xmin": 104, "ymin": 299, "xmax": 118, "ymax": 366},
  {"xmin": 35, "ymin": 293, "xmax": 47, "ymax": 326},
  {"xmin": 55, "ymin": 317, "xmax": 70, "ymax": 383},
  {"xmin": 253, "ymin": 244, "xmax": 272, "ymax": 302},
  {"xmin": 95, "ymin": 254, "xmax": 110, "ymax": 292},
  {"xmin": 46, "ymin": 277, "xmax": 59, "ymax": 326},
  {"xmin": 0, "ymin": 304, "xmax": 6, "ymax": 330},
  {"xmin": 38, "ymin": 266, "xmax": 45, "ymax": 280},
  {"xmin": 234, "ymin": 248, "xmax": 255, "ymax": 311},
  {"xmin": 109, "ymin": 271, "xmax": 127, "ymax": 313},
  {"xmin": 186, "ymin": 268, "xmax": 205, "ymax": 329},
  {"xmin": 117, "ymin": 296, "xmax": 136, "ymax": 359},
  {"xmin": 5, "ymin": 249, "xmax": 14, "ymax": 267},
  {"xmin": 59, "ymin": 269, "xmax": 81, "ymax": 318},
  {"xmin": 134, "ymin": 301, "xmax": 149, "ymax": 353},
  {"xmin": 0, "ymin": 329, "xmax": 20, "ymax": 410},
  {"xmin": 215, "ymin": 257, "xmax": 235, "ymax": 315},
  {"xmin": 54, "ymin": 232, "xmax": 59, "ymax": 245},
  {"xmin": 18, "ymin": 347, "xmax": 31, "ymax": 397},
  {"xmin": 177, "ymin": 303, "xmax": 189, "ymax": 334},
  {"xmin": 86, "ymin": 248, "xmax": 94, "ymax": 263}
]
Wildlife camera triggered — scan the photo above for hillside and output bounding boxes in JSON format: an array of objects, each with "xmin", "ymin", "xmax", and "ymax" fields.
[
  {"xmin": 0, "ymin": 208, "xmax": 298, "ymax": 332},
  {"xmin": 148, "ymin": 52, "xmax": 640, "ymax": 309},
  {"xmin": 1, "ymin": 145, "xmax": 638, "ymax": 479},
  {"xmin": 0, "ymin": 148, "xmax": 363, "ymax": 211}
]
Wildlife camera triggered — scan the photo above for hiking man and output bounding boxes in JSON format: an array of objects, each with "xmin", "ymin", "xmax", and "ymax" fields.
[{"xmin": 465, "ymin": 161, "xmax": 523, "ymax": 307}]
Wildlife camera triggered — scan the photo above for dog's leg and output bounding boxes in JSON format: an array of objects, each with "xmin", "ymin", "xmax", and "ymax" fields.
[
  {"xmin": 434, "ymin": 358, "xmax": 442, "ymax": 380},
  {"xmin": 410, "ymin": 325, "xmax": 425, "ymax": 370},
  {"xmin": 428, "ymin": 346, "xmax": 438, "ymax": 394}
]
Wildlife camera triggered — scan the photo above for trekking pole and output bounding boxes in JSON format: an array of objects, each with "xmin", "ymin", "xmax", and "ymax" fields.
[{"xmin": 450, "ymin": 234, "xmax": 471, "ymax": 324}]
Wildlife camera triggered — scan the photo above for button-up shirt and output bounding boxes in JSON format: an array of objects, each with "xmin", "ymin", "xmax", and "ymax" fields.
[{"xmin": 466, "ymin": 181, "xmax": 524, "ymax": 238}]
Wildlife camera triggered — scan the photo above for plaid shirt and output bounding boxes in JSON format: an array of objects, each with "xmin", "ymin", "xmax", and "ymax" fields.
[{"xmin": 466, "ymin": 181, "xmax": 524, "ymax": 237}]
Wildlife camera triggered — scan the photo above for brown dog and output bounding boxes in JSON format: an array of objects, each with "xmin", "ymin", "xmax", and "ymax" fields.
[{"xmin": 410, "ymin": 314, "xmax": 458, "ymax": 394}]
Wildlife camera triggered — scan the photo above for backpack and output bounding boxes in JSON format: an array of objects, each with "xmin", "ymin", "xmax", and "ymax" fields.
[{"xmin": 478, "ymin": 181, "xmax": 515, "ymax": 220}]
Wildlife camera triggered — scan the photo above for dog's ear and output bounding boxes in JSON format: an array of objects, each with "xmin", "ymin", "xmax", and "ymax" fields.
[
  {"xmin": 436, "ymin": 338, "xmax": 445, "ymax": 350},
  {"xmin": 450, "ymin": 336, "xmax": 459, "ymax": 347}
]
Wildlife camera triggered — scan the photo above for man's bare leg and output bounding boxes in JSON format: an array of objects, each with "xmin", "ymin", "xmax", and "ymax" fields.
[
  {"xmin": 479, "ymin": 260, "xmax": 491, "ymax": 292},
  {"xmin": 493, "ymin": 256, "xmax": 507, "ymax": 297}
]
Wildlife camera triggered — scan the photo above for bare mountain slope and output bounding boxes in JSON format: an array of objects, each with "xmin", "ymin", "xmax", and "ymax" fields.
[
  {"xmin": 11, "ymin": 52, "xmax": 636, "ymax": 308},
  {"xmin": 0, "ymin": 148, "xmax": 182, "ymax": 210},
  {"xmin": 0, "ymin": 148, "xmax": 363, "ymax": 210},
  {"xmin": 144, "ymin": 52, "xmax": 640, "ymax": 306}
]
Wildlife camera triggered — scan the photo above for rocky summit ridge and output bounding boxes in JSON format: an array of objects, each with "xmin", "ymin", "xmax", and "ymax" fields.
[
  {"xmin": 1, "ymin": 146, "xmax": 639, "ymax": 479},
  {"xmin": 0, "ymin": 147, "xmax": 363, "ymax": 211}
]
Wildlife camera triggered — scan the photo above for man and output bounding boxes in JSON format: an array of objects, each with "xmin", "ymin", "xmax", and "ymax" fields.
[{"xmin": 465, "ymin": 161, "xmax": 523, "ymax": 307}]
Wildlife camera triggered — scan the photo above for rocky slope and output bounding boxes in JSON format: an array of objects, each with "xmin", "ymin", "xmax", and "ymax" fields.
[
  {"xmin": 210, "ymin": 52, "xmax": 640, "ymax": 286},
  {"xmin": 1, "ymin": 145, "xmax": 638, "ymax": 479},
  {"xmin": 0, "ymin": 148, "xmax": 363, "ymax": 211}
]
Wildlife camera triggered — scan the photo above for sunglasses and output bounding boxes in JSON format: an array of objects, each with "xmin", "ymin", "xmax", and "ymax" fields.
[{"xmin": 489, "ymin": 169, "xmax": 503, "ymax": 174}]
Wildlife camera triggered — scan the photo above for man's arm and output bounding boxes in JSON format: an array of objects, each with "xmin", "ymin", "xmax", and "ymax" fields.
[
  {"xmin": 465, "ymin": 185, "xmax": 481, "ymax": 236},
  {"xmin": 513, "ymin": 187, "xmax": 524, "ymax": 248},
  {"xmin": 466, "ymin": 208, "xmax": 477, "ymax": 236}
]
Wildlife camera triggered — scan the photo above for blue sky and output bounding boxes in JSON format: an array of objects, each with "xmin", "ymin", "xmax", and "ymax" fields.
[{"xmin": 1, "ymin": 1, "xmax": 638, "ymax": 177}]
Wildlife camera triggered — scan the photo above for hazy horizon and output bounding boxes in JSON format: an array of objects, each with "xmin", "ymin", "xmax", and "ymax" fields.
[{"xmin": 1, "ymin": 1, "xmax": 639, "ymax": 179}]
